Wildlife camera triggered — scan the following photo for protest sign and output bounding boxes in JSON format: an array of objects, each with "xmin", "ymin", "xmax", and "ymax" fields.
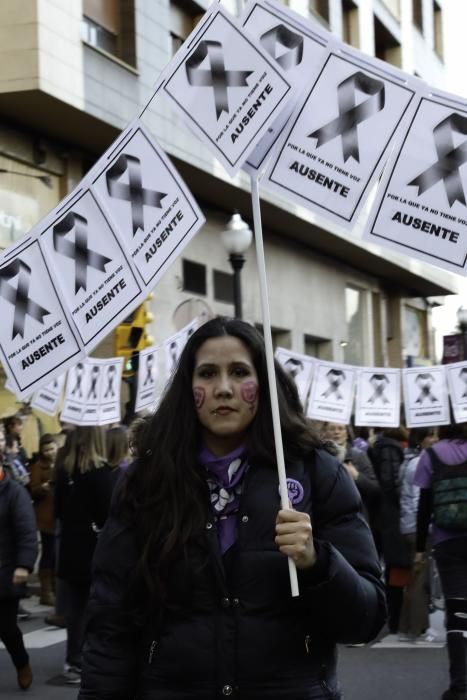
[
  {"xmin": 445, "ymin": 360, "xmax": 467, "ymax": 423},
  {"xmin": 61, "ymin": 358, "xmax": 123, "ymax": 426},
  {"xmin": 39, "ymin": 188, "xmax": 143, "ymax": 351},
  {"xmin": 89, "ymin": 121, "xmax": 205, "ymax": 288},
  {"xmin": 163, "ymin": 319, "xmax": 199, "ymax": 378},
  {"xmin": 307, "ymin": 360, "xmax": 356, "ymax": 423},
  {"xmin": 162, "ymin": 3, "xmax": 292, "ymax": 176},
  {"xmin": 135, "ymin": 345, "xmax": 160, "ymax": 413},
  {"xmin": 265, "ymin": 42, "xmax": 420, "ymax": 229},
  {"xmin": 364, "ymin": 88, "xmax": 467, "ymax": 274},
  {"xmin": 0, "ymin": 238, "xmax": 82, "ymax": 399},
  {"xmin": 354, "ymin": 367, "xmax": 401, "ymax": 427},
  {"xmin": 275, "ymin": 347, "xmax": 314, "ymax": 406},
  {"xmin": 31, "ymin": 373, "xmax": 66, "ymax": 417},
  {"xmin": 241, "ymin": 0, "xmax": 328, "ymax": 174},
  {"xmin": 402, "ymin": 366, "xmax": 450, "ymax": 428}
]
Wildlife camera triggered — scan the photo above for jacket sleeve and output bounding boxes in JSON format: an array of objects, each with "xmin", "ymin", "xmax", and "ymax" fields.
[
  {"xmin": 29, "ymin": 461, "xmax": 47, "ymax": 501},
  {"xmin": 377, "ymin": 445, "xmax": 402, "ymax": 504},
  {"xmin": 352, "ymin": 450, "xmax": 380, "ymax": 503},
  {"xmin": 298, "ymin": 450, "xmax": 386, "ymax": 644},
  {"xmin": 78, "ymin": 514, "xmax": 140, "ymax": 700},
  {"xmin": 12, "ymin": 482, "xmax": 38, "ymax": 571}
]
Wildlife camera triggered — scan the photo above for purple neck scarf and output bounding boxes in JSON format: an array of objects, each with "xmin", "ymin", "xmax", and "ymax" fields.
[{"xmin": 199, "ymin": 444, "xmax": 248, "ymax": 554}]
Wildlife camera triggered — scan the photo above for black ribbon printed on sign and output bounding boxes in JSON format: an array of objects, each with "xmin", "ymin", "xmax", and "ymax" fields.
[
  {"xmin": 415, "ymin": 373, "xmax": 438, "ymax": 404},
  {"xmin": 309, "ymin": 71, "xmax": 385, "ymax": 163},
  {"xmin": 260, "ymin": 24, "xmax": 304, "ymax": 71},
  {"xmin": 71, "ymin": 363, "xmax": 84, "ymax": 398},
  {"xmin": 104, "ymin": 365, "xmax": 116, "ymax": 398},
  {"xmin": 321, "ymin": 369, "xmax": 346, "ymax": 400},
  {"xmin": 106, "ymin": 154, "xmax": 168, "ymax": 237},
  {"xmin": 88, "ymin": 367, "xmax": 100, "ymax": 400},
  {"xmin": 53, "ymin": 212, "xmax": 112, "ymax": 294},
  {"xmin": 185, "ymin": 41, "xmax": 253, "ymax": 120},
  {"xmin": 408, "ymin": 112, "xmax": 467, "ymax": 207},
  {"xmin": 367, "ymin": 373, "xmax": 390, "ymax": 405},
  {"xmin": 0, "ymin": 259, "xmax": 50, "ymax": 340},
  {"xmin": 143, "ymin": 354, "xmax": 154, "ymax": 386}
]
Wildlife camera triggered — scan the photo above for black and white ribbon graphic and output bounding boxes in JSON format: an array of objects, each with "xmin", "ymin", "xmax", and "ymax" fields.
[
  {"xmin": 415, "ymin": 373, "xmax": 438, "ymax": 404},
  {"xmin": 88, "ymin": 367, "xmax": 100, "ymax": 400},
  {"xmin": 0, "ymin": 259, "xmax": 50, "ymax": 339},
  {"xmin": 309, "ymin": 71, "xmax": 385, "ymax": 163},
  {"xmin": 367, "ymin": 374, "xmax": 390, "ymax": 405},
  {"xmin": 106, "ymin": 154, "xmax": 167, "ymax": 236},
  {"xmin": 104, "ymin": 366, "xmax": 116, "ymax": 398},
  {"xmin": 71, "ymin": 363, "xmax": 84, "ymax": 398},
  {"xmin": 260, "ymin": 24, "xmax": 304, "ymax": 71},
  {"xmin": 408, "ymin": 113, "xmax": 467, "ymax": 207},
  {"xmin": 322, "ymin": 369, "xmax": 346, "ymax": 400},
  {"xmin": 143, "ymin": 354, "xmax": 154, "ymax": 386},
  {"xmin": 53, "ymin": 212, "xmax": 111, "ymax": 294},
  {"xmin": 185, "ymin": 41, "xmax": 253, "ymax": 120},
  {"xmin": 459, "ymin": 368, "xmax": 467, "ymax": 398}
]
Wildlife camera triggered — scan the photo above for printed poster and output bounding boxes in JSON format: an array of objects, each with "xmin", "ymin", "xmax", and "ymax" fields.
[
  {"xmin": 241, "ymin": 0, "xmax": 328, "ymax": 174},
  {"xmin": 39, "ymin": 188, "xmax": 143, "ymax": 351},
  {"xmin": 307, "ymin": 360, "xmax": 356, "ymax": 424},
  {"xmin": 265, "ymin": 42, "xmax": 420, "ymax": 229},
  {"xmin": 275, "ymin": 347, "xmax": 314, "ymax": 406},
  {"xmin": 0, "ymin": 238, "xmax": 82, "ymax": 399},
  {"xmin": 61, "ymin": 358, "xmax": 123, "ymax": 426},
  {"xmin": 163, "ymin": 319, "xmax": 199, "ymax": 379},
  {"xmin": 89, "ymin": 121, "xmax": 206, "ymax": 288},
  {"xmin": 364, "ymin": 88, "xmax": 467, "ymax": 274},
  {"xmin": 446, "ymin": 360, "xmax": 467, "ymax": 423},
  {"xmin": 31, "ymin": 373, "xmax": 66, "ymax": 417},
  {"xmin": 162, "ymin": 4, "xmax": 292, "ymax": 176},
  {"xmin": 135, "ymin": 345, "xmax": 160, "ymax": 414},
  {"xmin": 354, "ymin": 367, "xmax": 401, "ymax": 427},
  {"xmin": 402, "ymin": 366, "xmax": 450, "ymax": 428}
]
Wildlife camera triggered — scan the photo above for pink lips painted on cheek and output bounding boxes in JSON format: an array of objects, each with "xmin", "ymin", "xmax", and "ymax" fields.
[
  {"xmin": 193, "ymin": 386, "xmax": 205, "ymax": 410},
  {"xmin": 241, "ymin": 380, "xmax": 258, "ymax": 410}
]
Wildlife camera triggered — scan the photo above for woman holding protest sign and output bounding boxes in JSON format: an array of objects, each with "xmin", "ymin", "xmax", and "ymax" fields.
[{"xmin": 78, "ymin": 317, "xmax": 386, "ymax": 700}]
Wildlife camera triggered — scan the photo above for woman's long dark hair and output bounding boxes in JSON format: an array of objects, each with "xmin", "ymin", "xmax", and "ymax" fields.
[{"xmin": 117, "ymin": 317, "xmax": 320, "ymax": 610}]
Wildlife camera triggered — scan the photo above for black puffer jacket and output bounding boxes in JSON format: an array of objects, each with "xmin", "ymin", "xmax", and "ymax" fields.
[
  {"xmin": 0, "ymin": 471, "xmax": 38, "ymax": 599},
  {"xmin": 78, "ymin": 450, "xmax": 386, "ymax": 700}
]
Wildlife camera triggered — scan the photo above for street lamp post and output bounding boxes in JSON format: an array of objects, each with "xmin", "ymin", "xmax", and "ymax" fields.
[
  {"xmin": 221, "ymin": 212, "xmax": 253, "ymax": 319},
  {"xmin": 457, "ymin": 306, "xmax": 467, "ymax": 360}
]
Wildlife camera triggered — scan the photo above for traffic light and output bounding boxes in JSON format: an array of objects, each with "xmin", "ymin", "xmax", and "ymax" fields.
[{"xmin": 115, "ymin": 294, "xmax": 155, "ymax": 377}]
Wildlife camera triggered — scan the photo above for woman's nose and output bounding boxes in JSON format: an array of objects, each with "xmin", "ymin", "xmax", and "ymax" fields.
[{"xmin": 214, "ymin": 373, "xmax": 233, "ymax": 397}]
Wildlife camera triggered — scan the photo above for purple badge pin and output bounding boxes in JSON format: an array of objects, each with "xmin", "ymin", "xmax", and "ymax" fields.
[{"xmin": 280, "ymin": 478, "xmax": 304, "ymax": 506}]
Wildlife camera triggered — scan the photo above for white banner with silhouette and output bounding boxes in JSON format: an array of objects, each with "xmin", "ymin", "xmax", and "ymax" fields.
[
  {"xmin": 61, "ymin": 358, "xmax": 123, "ymax": 426},
  {"xmin": 31, "ymin": 373, "xmax": 66, "ymax": 417},
  {"xmin": 445, "ymin": 360, "xmax": 467, "ymax": 424},
  {"xmin": 402, "ymin": 366, "xmax": 450, "ymax": 428},
  {"xmin": 135, "ymin": 345, "xmax": 160, "ymax": 414},
  {"xmin": 275, "ymin": 347, "xmax": 314, "ymax": 407},
  {"xmin": 354, "ymin": 367, "xmax": 401, "ymax": 427},
  {"xmin": 307, "ymin": 360, "xmax": 356, "ymax": 424}
]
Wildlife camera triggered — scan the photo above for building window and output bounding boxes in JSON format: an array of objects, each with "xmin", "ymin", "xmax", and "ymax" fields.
[
  {"xmin": 170, "ymin": 1, "xmax": 204, "ymax": 56},
  {"xmin": 404, "ymin": 305, "xmax": 428, "ymax": 360},
  {"xmin": 342, "ymin": 0, "xmax": 360, "ymax": 48},
  {"xmin": 213, "ymin": 270, "xmax": 234, "ymax": 304},
  {"xmin": 412, "ymin": 0, "xmax": 423, "ymax": 32},
  {"xmin": 380, "ymin": 0, "xmax": 401, "ymax": 21},
  {"xmin": 305, "ymin": 335, "xmax": 333, "ymax": 361},
  {"xmin": 343, "ymin": 286, "xmax": 367, "ymax": 365},
  {"xmin": 0, "ymin": 156, "xmax": 59, "ymax": 250},
  {"xmin": 374, "ymin": 15, "xmax": 401, "ymax": 67},
  {"xmin": 433, "ymin": 2, "xmax": 443, "ymax": 59},
  {"xmin": 82, "ymin": 0, "xmax": 136, "ymax": 67},
  {"xmin": 308, "ymin": 0, "xmax": 330, "ymax": 25},
  {"xmin": 182, "ymin": 259, "xmax": 206, "ymax": 295}
]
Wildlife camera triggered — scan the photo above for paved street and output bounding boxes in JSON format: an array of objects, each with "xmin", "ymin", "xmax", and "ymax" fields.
[{"xmin": 0, "ymin": 597, "xmax": 450, "ymax": 699}]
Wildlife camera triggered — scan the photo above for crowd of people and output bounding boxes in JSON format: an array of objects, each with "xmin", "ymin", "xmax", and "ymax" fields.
[{"xmin": 0, "ymin": 318, "xmax": 465, "ymax": 700}]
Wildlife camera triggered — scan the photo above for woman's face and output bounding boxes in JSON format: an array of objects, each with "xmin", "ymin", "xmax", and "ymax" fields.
[
  {"xmin": 41, "ymin": 442, "xmax": 58, "ymax": 463},
  {"xmin": 421, "ymin": 432, "xmax": 437, "ymax": 449},
  {"xmin": 323, "ymin": 422, "xmax": 348, "ymax": 446},
  {"xmin": 192, "ymin": 335, "xmax": 259, "ymax": 455}
]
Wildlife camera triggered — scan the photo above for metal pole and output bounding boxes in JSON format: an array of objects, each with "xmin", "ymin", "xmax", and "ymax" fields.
[{"xmin": 229, "ymin": 253, "xmax": 245, "ymax": 319}]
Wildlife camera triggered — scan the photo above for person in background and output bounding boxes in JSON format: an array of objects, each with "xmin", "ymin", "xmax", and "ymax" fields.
[
  {"xmin": 105, "ymin": 426, "xmax": 130, "ymax": 473},
  {"xmin": 78, "ymin": 318, "xmax": 385, "ymax": 700},
  {"xmin": 369, "ymin": 426, "xmax": 412, "ymax": 635},
  {"xmin": 321, "ymin": 422, "xmax": 380, "ymax": 525},
  {"xmin": 4, "ymin": 415, "xmax": 29, "ymax": 470},
  {"xmin": 127, "ymin": 416, "xmax": 149, "ymax": 459},
  {"xmin": 415, "ymin": 421, "xmax": 467, "ymax": 700},
  {"xmin": 30, "ymin": 434, "xmax": 59, "ymax": 607},
  {"xmin": 4, "ymin": 435, "xmax": 30, "ymax": 489},
  {"xmin": 54, "ymin": 427, "xmax": 113, "ymax": 684},
  {"xmin": 0, "ymin": 458, "xmax": 38, "ymax": 690},
  {"xmin": 352, "ymin": 426, "xmax": 370, "ymax": 453},
  {"xmin": 398, "ymin": 427, "xmax": 438, "ymax": 642}
]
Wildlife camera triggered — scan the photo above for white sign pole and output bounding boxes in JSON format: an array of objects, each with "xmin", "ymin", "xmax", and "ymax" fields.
[{"xmin": 250, "ymin": 176, "xmax": 299, "ymax": 597}]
